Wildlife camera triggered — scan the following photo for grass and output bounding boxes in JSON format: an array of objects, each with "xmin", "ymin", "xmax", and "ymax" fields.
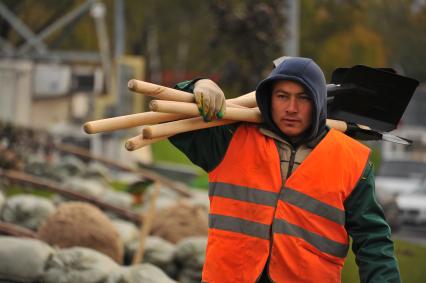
[
  {"xmin": 151, "ymin": 139, "xmax": 209, "ymax": 189},
  {"xmin": 342, "ymin": 239, "xmax": 426, "ymax": 282},
  {"xmin": 3, "ymin": 184, "xmax": 54, "ymax": 198},
  {"xmin": 151, "ymin": 139, "xmax": 195, "ymax": 166}
]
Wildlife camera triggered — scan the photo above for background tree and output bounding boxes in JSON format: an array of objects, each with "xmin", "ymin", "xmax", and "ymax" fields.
[
  {"xmin": 300, "ymin": 0, "xmax": 387, "ymax": 79},
  {"xmin": 206, "ymin": 0, "xmax": 285, "ymax": 95},
  {"xmin": 366, "ymin": 0, "xmax": 426, "ymax": 81}
]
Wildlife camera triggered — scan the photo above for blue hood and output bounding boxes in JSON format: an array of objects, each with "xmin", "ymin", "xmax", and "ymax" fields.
[{"xmin": 255, "ymin": 57, "xmax": 327, "ymax": 145}]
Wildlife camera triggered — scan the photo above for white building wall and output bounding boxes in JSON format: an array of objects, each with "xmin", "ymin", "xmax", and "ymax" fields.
[{"xmin": 0, "ymin": 59, "xmax": 33, "ymax": 126}]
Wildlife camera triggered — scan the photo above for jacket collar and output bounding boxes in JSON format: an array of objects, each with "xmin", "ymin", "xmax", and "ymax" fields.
[{"xmin": 259, "ymin": 125, "xmax": 328, "ymax": 149}]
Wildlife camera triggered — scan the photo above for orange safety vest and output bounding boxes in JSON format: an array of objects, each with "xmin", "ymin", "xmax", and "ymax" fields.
[{"xmin": 203, "ymin": 124, "xmax": 370, "ymax": 283}]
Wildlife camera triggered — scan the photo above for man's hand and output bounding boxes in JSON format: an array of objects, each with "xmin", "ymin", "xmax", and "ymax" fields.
[{"xmin": 194, "ymin": 79, "xmax": 226, "ymax": 122}]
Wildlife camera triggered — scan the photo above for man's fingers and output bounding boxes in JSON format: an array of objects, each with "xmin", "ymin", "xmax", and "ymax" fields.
[
  {"xmin": 202, "ymin": 92, "xmax": 213, "ymax": 121},
  {"xmin": 194, "ymin": 91, "xmax": 205, "ymax": 116},
  {"xmin": 206, "ymin": 96, "xmax": 216, "ymax": 122},
  {"xmin": 217, "ymin": 98, "xmax": 226, "ymax": 119},
  {"xmin": 212, "ymin": 94, "xmax": 224, "ymax": 120}
]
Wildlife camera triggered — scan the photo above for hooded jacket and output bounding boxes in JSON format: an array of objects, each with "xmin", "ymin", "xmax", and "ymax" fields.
[{"xmin": 256, "ymin": 57, "xmax": 327, "ymax": 145}]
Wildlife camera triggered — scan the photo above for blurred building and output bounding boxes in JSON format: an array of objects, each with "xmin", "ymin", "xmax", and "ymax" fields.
[{"xmin": 0, "ymin": 1, "xmax": 149, "ymax": 164}]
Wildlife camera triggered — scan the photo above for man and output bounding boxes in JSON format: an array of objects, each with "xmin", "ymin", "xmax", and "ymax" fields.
[{"xmin": 170, "ymin": 57, "xmax": 400, "ymax": 282}]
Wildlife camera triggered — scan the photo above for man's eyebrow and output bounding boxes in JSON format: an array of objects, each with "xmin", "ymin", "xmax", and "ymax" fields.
[{"xmin": 273, "ymin": 89, "xmax": 306, "ymax": 95}]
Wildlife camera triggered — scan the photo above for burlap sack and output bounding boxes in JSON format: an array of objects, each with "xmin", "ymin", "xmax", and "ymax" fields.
[
  {"xmin": 106, "ymin": 264, "xmax": 177, "ymax": 283},
  {"xmin": 100, "ymin": 190, "xmax": 133, "ymax": 209},
  {"xmin": 178, "ymin": 268, "xmax": 203, "ymax": 283},
  {"xmin": 63, "ymin": 178, "xmax": 105, "ymax": 198},
  {"xmin": 0, "ymin": 236, "xmax": 54, "ymax": 283},
  {"xmin": 112, "ymin": 219, "xmax": 139, "ymax": 248},
  {"xmin": 174, "ymin": 237, "xmax": 207, "ymax": 283},
  {"xmin": 43, "ymin": 247, "xmax": 119, "ymax": 283},
  {"xmin": 1, "ymin": 194, "xmax": 55, "ymax": 230},
  {"xmin": 174, "ymin": 237, "xmax": 207, "ymax": 270},
  {"xmin": 128, "ymin": 236, "xmax": 177, "ymax": 277}
]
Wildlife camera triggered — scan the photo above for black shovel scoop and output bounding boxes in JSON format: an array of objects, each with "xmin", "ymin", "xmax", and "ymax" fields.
[{"xmin": 327, "ymin": 65, "xmax": 419, "ymax": 132}]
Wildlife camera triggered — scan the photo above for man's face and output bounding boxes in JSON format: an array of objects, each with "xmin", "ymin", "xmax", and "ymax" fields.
[{"xmin": 271, "ymin": 80, "xmax": 313, "ymax": 137}]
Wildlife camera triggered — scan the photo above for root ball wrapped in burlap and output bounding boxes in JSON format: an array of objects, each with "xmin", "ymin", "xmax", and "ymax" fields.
[
  {"xmin": 37, "ymin": 201, "xmax": 123, "ymax": 263},
  {"xmin": 150, "ymin": 202, "xmax": 208, "ymax": 244}
]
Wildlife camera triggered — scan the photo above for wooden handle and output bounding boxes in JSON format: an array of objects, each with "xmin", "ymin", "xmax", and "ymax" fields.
[
  {"xmin": 125, "ymin": 134, "xmax": 168, "ymax": 151},
  {"xmin": 325, "ymin": 119, "xmax": 371, "ymax": 132},
  {"xmin": 227, "ymin": 91, "xmax": 257, "ymax": 108},
  {"xmin": 142, "ymin": 114, "xmax": 358, "ymax": 141},
  {"xmin": 83, "ymin": 112, "xmax": 188, "ymax": 134},
  {"xmin": 143, "ymin": 117, "xmax": 236, "ymax": 139},
  {"xmin": 128, "ymin": 79, "xmax": 257, "ymax": 108},
  {"xmin": 128, "ymin": 79, "xmax": 195, "ymax": 102},
  {"xmin": 150, "ymin": 100, "xmax": 262, "ymax": 123},
  {"xmin": 325, "ymin": 119, "xmax": 348, "ymax": 132},
  {"xmin": 85, "ymin": 81, "xmax": 256, "ymax": 134},
  {"xmin": 132, "ymin": 182, "xmax": 161, "ymax": 264}
]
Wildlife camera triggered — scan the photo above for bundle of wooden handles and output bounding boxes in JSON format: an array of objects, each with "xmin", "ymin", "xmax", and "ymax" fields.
[{"xmin": 83, "ymin": 79, "xmax": 355, "ymax": 151}]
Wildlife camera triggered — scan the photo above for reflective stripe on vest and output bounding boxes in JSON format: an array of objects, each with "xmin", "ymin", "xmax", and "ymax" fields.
[
  {"xmin": 279, "ymin": 187, "xmax": 345, "ymax": 225},
  {"xmin": 208, "ymin": 182, "xmax": 279, "ymax": 240},
  {"xmin": 209, "ymin": 182, "xmax": 278, "ymax": 207},
  {"xmin": 209, "ymin": 214, "xmax": 271, "ymax": 240},
  {"xmin": 273, "ymin": 218, "xmax": 349, "ymax": 258}
]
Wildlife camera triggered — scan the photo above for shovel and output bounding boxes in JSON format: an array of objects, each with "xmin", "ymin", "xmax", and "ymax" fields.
[{"xmin": 327, "ymin": 65, "xmax": 419, "ymax": 132}]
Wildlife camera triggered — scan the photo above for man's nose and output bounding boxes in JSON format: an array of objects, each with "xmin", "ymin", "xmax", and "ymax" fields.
[{"xmin": 286, "ymin": 97, "xmax": 298, "ymax": 113}]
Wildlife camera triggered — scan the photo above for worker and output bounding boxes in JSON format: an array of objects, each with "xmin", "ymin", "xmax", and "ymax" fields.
[{"xmin": 169, "ymin": 57, "xmax": 400, "ymax": 283}]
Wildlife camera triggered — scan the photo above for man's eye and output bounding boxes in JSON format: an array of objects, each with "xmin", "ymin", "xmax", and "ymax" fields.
[{"xmin": 299, "ymin": 95, "xmax": 310, "ymax": 100}]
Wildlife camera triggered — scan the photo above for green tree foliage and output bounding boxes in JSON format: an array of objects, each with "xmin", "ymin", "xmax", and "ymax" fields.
[
  {"xmin": 206, "ymin": 0, "xmax": 285, "ymax": 95},
  {"xmin": 300, "ymin": 0, "xmax": 388, "ymax": 79},
  {"xmin": 366, "ymin": 0, "xmax": 426, "ymax": 81},
  {"xmin": 123, "ymin": 0, "xmax": 214, "ymax": 79},
  {"xmin": 123, "ymin": 0, "xmax": 285, "ymax": 95},
  {"xmin": 317, "ymin": 25, "xmax": 387, "ymax": 77},
  {"xmin": 300, "ymin": 0, "xmax": 426, "ymax": 81}
]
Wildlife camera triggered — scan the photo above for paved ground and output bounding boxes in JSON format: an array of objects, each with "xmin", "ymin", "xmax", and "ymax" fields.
[{"xmin": 394, "ymin": 224, "xmax": 426, "ymax": 246}]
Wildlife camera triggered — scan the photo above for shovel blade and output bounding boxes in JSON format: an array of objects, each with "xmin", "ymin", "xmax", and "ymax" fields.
[{"xmin": 327, "ymin": 65, "xmax": 419, "ymax": 132}]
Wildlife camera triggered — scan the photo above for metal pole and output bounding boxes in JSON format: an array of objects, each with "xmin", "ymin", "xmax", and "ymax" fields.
[
  {"xmin": 115, "ymin": 0, "xmax": 125, "ymax": 59},
  {"xmin": 18, "ymin": 0, "xmax": 96, "ymax": 54},
  {"xmin": 0, "ymin": 1, "xmax": 47, "ymax": 53},
  {"xmin": 91, "ymin": 1, "xmax": 112, "ymax": 94},
  {"xmin": 283, "ymin": 0, "xmax": 300, "ymax": 56},
  {"xmin": 115, "ymin": 0, "xmax": 125, "ymax": 115},
  {"xmin": 112, "ymin": 0, "xmax": 126, "ymax": 164}
]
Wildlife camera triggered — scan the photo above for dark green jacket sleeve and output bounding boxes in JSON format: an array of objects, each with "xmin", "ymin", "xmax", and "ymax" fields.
[
  {"xmin": 344, "ymin": 161, "xmax": 401, "ymax": 283},
  {"xmin": 169, "ymin": 80, "xmax": 238, "ymax": 172}
]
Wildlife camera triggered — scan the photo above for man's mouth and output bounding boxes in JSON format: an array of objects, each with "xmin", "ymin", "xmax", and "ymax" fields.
[{"xmin": 283, "ymin": 118, "xmax": 300, "ymax": 123}]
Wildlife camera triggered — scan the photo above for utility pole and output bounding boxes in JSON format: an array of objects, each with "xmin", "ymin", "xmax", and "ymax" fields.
[
  {"xmin": 283, "ymin": 0, "xmax": 300, "ymax": 56},
  {"xmin": 115, "ymin": 0, "xmax": 125, "ymax": 116}
]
